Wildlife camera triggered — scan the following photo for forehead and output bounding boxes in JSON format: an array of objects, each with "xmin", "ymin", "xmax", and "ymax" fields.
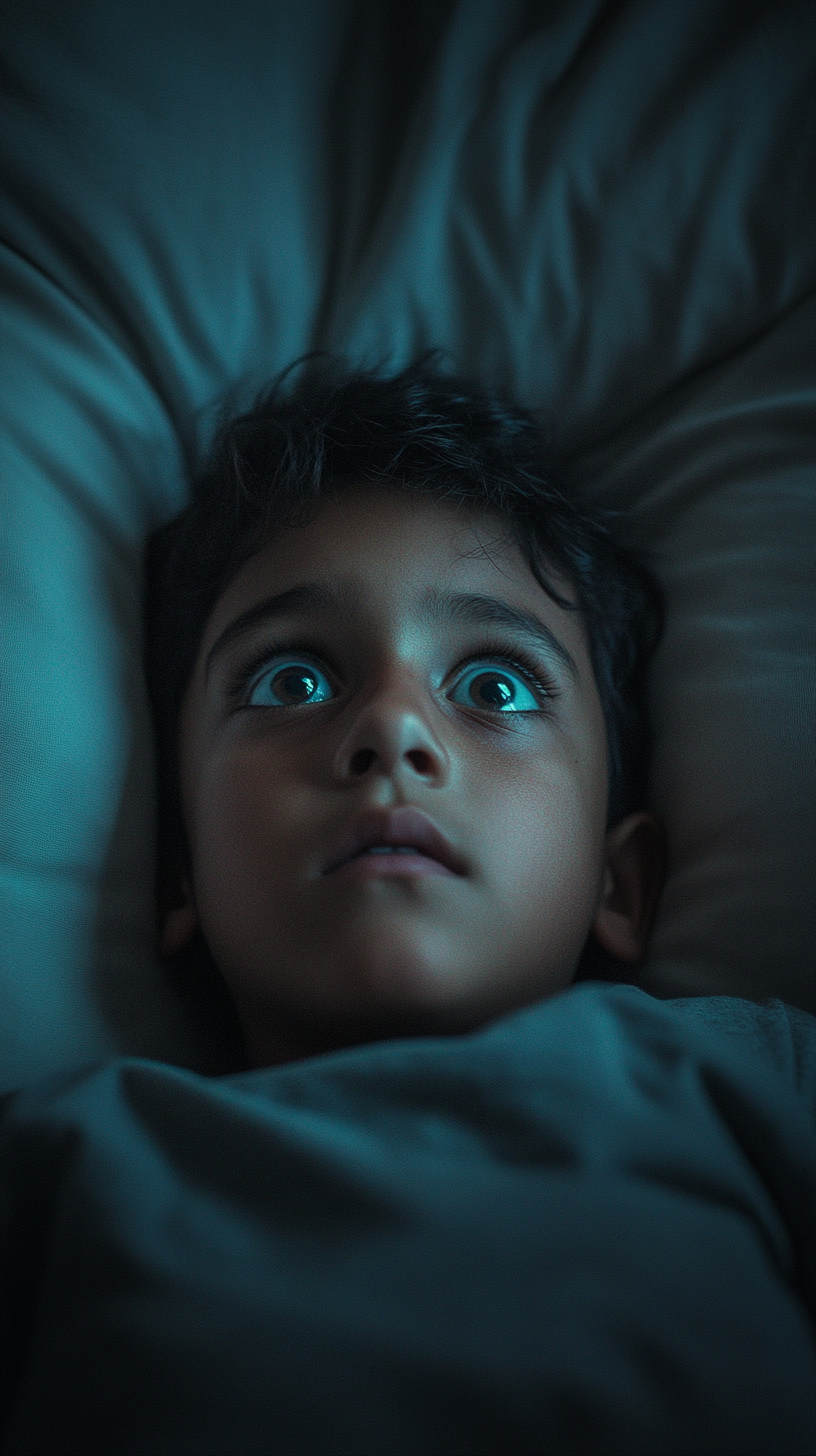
[{"xmin": 199, "ymin": 482, "xmax": 586, "ymax": 661}]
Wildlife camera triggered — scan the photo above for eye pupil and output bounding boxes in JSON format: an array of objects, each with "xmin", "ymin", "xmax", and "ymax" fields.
[
  {"xmin": 273, "ymin": 669, "xmax": 317, "ymax": 703},
  {"xmin": 472, "ymin": 673, "xmax": 514, "ymax": 707}
]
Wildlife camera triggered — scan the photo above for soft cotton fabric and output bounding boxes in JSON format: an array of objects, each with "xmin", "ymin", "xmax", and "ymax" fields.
[{"xmin": 2, "ymin": 984, "xmax": 814, "ymax": 1454}]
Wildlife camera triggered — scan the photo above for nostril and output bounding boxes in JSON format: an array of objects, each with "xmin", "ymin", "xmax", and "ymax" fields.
[
  {"xmin": 406, "ymin": 748, "xmax": 434, "ymax": 774},
  {"xmin": 350, "ymin": 747, "xmax": 377, "ymax": 775}
]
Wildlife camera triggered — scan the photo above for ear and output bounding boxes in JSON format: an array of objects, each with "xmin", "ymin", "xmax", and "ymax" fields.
[
  {"xmin": 590, "ymin": 812, "xmax": 666, "ymax": 963},
  {"xmin": 159, "ymin": 875, "xmax": 200, "ymax": 956}
]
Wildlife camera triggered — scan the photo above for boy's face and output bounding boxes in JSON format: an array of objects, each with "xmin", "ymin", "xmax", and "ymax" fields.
[{"xmin": 175, "ymin": 483, "xmax": 613, "ymax": 1061}]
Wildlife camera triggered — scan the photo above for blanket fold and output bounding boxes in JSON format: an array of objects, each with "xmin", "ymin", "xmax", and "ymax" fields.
[{"xmin": 2, "ymin": 983, "xmax": 814, "ymax": 1455}]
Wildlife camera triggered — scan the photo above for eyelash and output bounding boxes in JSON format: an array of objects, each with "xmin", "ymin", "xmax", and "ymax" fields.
[{"xmin": 225, "ymin": 637, "xmax": 560, "ymax": 712}]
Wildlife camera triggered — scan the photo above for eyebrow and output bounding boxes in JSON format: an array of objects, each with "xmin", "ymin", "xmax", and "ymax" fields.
[{"xmin": 204, "ymin": 581, "xmax": 579, "ymax": 684}]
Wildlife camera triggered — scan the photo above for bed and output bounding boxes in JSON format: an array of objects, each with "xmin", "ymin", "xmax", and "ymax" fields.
[{"xmin": 1, "ymin": 2, "xmax": 814, "ymax": 1451}]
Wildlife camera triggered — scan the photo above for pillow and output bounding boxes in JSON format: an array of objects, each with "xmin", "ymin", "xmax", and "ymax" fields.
[{"xmin": 1, "ymin": 0, "xmax": 813, "ymax": 1091}]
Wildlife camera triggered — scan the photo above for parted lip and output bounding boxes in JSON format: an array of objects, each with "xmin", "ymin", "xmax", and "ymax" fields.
[{"xmin": 322, "ymin": 806, "xmax": 467, "ymax": 877}]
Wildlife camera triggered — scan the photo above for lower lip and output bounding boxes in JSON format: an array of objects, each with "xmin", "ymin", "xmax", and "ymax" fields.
[{"xmin": 327, "ymin": 852, "xmax": 457, "ymax": 880}]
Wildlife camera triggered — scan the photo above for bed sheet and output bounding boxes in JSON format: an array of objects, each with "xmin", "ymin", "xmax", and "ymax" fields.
[{"xmin": 2, "ymin": 983, "xmax": 815, "ymax": 1455}]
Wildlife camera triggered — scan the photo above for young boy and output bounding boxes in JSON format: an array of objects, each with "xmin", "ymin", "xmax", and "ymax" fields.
[
  {"xmin": 5, "ymin": 361, "xmax": 812, "ymax": 1454},
  {"xmin": 143, "ymin": 357, "xmax": 666, "ymax": 1067}
]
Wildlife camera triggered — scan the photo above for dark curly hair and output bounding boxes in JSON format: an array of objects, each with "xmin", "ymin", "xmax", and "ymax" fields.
[{"xmin": 143, "ymin": 355, "xmax": 663, "ymax": 950}]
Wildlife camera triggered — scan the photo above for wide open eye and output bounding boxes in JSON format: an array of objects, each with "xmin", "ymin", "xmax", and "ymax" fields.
[
  {"xmin": 448, "ymin": 662, "xmax": 543, "ymax": 713},
  {"xmin": 246, "ymin": 658, "xmax": 335, "ymax": 708}
]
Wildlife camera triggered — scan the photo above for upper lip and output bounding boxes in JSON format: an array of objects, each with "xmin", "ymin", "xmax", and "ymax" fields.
[{"xmin": 322, "ymin": 807, "xmax": 467, "ymax": 876}]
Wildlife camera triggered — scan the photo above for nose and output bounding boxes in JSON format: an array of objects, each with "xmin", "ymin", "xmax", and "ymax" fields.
[{"xmin": 331, "ymin": 673, "xmax": 450, "ymax": 786}]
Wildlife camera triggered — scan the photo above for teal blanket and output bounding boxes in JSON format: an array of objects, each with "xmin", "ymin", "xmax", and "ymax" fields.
[{"xmin": 2, "ymin": 984, "xmax": 815, "ymax": 1454}]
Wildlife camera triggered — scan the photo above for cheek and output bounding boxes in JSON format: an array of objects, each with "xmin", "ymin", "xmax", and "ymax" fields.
[
  {"xmin": 486, "ymin": 763, "xmax": 604, "ymax": 928},
  {"xmin": 186, "ymin": 746, "xmax": 293, "ymax": 907},
  {"xmin": 184, "ymin": 745, "xmax": 315, "ymax": 990}
]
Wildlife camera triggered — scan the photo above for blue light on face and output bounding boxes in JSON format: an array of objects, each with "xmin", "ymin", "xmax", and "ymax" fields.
[
  {"xmin": 245, "ymin": 654, "xmax": 545, "ymax": 714},
  {"xmin": 449, "ymin": 665, "xmax": 541, "ymax": 713},
  {"xmin": 247, "ymin": 660, "xmax": 334, "ymax": 708}
]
